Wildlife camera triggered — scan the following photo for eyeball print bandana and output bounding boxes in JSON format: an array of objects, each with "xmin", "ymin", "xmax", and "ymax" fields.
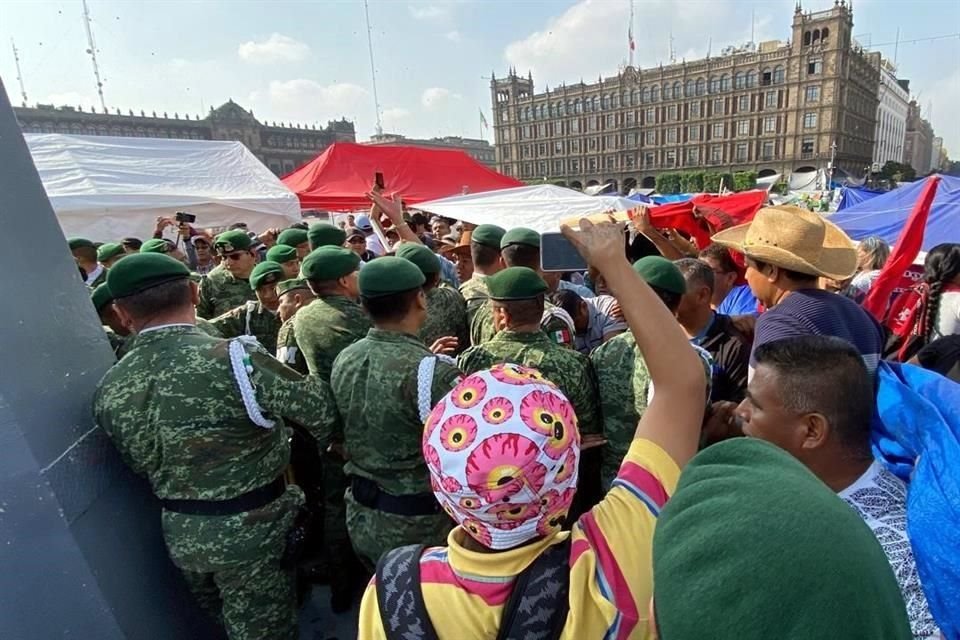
[{"xmin": 423, "ymin": 363, "xmax": 581, "ymax": 550}]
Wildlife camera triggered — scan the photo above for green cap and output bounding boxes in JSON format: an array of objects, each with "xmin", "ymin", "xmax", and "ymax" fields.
[
  {"xmin": 276, "ymin": 278, "xmax": 312, "ymax": 297},
  {"xmin": 471, "ymin": 224, "xmax": 506, "ymax": 249},
  {"xmin": 277, "ymin": 228, "xmax": 309, "ymax": 248},
  {"xmin": 395, "ymin": 243, "xmax": 441, "ymax": 276},
  {"xmin": 359, "ymin": 256, "xmax": 425, "ymax": 298},
  {"xmin": 90, "ymin": 283, "xmax": 114, "ymax": 313},
  {"xmin": 140, "ymin": 238, "xmax": 171, "ymax": 254},
  {"xmin": 308, "ymin": 222, "xmax": 347, "ymax": 249},
  {"xmin": 68, "ymin": 237, "xmax": 96, "ymax": 251},
  {"xmin": 500, "ymin": 227, "xmax": 541, "ymax": 249},
  {"xmin": 301, "ymin": 246, "xmax": 361, "ymax": 281},
  {"xmin": 653, "ymin": 438, "xmax": 912, "ymax": 639},
  {"xmin": 266, "ymin": 244, "xmax": 298, "ymax": 264},
  {"xmin": 214, "ymin": 230, "xmax": 253, "ymax": 254},
  {"xmin": 96, "ymin": 242, "xmax": 125, "ymax": 263},
  {"xmin": 106, "ymin": 253, "xmax": 191, "ymax": 299},
  {"xmin": 486, "ymin": 266, "xmax": 548, "ymax": 300},
  {"xmin": 632, "ymin": 256, "xmax": 686, "ymax": 295},
  {"xmin": 249, "ymin": 261, "xmax": 285, "ymax": 290}
]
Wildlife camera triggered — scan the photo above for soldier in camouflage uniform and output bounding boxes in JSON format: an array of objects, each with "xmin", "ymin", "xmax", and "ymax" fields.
[
  {"xmin": 277, "ymin": 227, "xmax": 310, "ymax": 260},
  {"xmin": 458, "ymin": 224, "xmax": 506, "ymax": 325},
  {"xmin": 91, "ymin": 283, "xmax": 131, "ymax": 358},
  {"xmin": 591, "ymin": 256, "xmax": 713, "ymax": 490},
  {"xmin": 307, "ymin": 222, "xmax": 346, "ymax": 251},
  {"xmin": 70, "ymin": 237, "xmax": 108, "ymax": 288},
  {"xmin": 209, "ymin": 260, "xmax": 284, "ymax": 353},
  {"xmin": 331, "ymin": 257, "xmax": 462, "ymax": 570},
  {"xmin": 97, "ymin": 242, "xmax": 127, "ymax": 269},
  {"xmin": 197, "ymin": 230, "xmax": 259, "ymax": 319},
  {"xmin": 275, "ymin": 279, "xmax": 315, "ymax": 375},
  {"xmin": 266, "ymin": 244, "xmax": 301, "ymax": 281},
  {"xmin": 396, "ymin": 243, "xmax": 469, "ymax": 354},
  {"xmin": 93, "ymin": 253, "xmax": 341, "ymax": 640}
]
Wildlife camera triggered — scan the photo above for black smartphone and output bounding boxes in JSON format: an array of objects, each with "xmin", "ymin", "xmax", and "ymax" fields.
[
  {"xmin": 374, "ymin": 172, "xmax": 385, "ymax": 190},
  {"xmin": 540, "ymin": 232, "xmax": 587, "ymax": 272},
  {"xmin": 175, "ymin": 211, "xmax": 197, "ymax": 224}
]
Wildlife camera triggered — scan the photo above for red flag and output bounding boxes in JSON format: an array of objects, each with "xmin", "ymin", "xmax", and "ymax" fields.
[
  {"xmin": 647, "ymin": 189, "xmax": 767, "ymax": 249},
  {"xmin": 863, "ymin": 175, "xmax": 941, "ymax": 320}
]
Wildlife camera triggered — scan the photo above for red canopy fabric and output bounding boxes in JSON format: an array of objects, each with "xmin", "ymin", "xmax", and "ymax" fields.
[
  {"xmin": 647, "ymin": 189, "xmax": 768, "ymax": 250},
  {"xmin": 281, "ymin": 142, "xmax": 523, "ymax": 211}
]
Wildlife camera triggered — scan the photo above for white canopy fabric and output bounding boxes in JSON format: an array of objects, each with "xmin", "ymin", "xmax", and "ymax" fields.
[
  {"xmin": 415, "ymin": 184, "xmax": 638, "ymax": 233},
  {"xmin": 26, "ymin": 134, "xmax": 301, "ymax": 241}
]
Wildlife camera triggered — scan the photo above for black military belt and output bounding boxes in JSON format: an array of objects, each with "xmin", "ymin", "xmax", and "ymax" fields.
[
  {"xmin": 350, "ymin": 476, "xmax": 441, "ymax": 517},
  {"xmin": 161, "ymin": 476, "xmax": 286, "ymax": 516}
]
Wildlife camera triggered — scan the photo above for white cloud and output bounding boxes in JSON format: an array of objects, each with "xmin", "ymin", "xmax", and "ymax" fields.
[
  {"xmin": 382, "ymin": 107, "xmax": 412, "ymax": 128},
  {"xmin": 421, "ymin": 87, "xmax": 461, "ymax": 110},
  {"xmin": 238, "ymin": 33, "xmax": 311, "ymax": 64},
  {"xmin": 408, "ymin": 4, "xmax": 448, "ymax": 21},
  {"xmin": 249, "ymin": 80, "xmax": 368, "ymax": 122},
  {"xmin": 444, "ymin": 30, "xmax": 462, "ymax": 43}
]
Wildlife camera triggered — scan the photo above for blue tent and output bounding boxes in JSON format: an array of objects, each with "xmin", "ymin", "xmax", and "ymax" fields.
[
  {"xmin": 837, "ymin": 185, "xmax": 886, "ymax": 211},
  {"xmin": 831, "ymin": 175, "xmax": 960, "ymax": 251}
]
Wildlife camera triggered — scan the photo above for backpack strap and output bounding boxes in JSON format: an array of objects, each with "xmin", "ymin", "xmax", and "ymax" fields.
[
  {"xmin": 416, "ymin": 355, "xmax": 458, "ymax": 422},
  {"xmin": 376, "ymin": 544, "xmax": 439, "ymax": 640},
  {"xmin": 496, "ymin": 537, "xmax": 572, "ymax": 640}
]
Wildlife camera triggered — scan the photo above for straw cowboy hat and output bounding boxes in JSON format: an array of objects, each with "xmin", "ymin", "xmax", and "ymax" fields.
[
  {"xmin": 441, "ymin": 229, "xmax": 472, "ymax": 258},
  {"xmin": 711, "ymin": 205, "xmax": 857, "ymax": 280}
]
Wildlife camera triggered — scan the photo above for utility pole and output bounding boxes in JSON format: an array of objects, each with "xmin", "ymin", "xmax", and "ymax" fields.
[
  {"xmin": 81, "ymin": 0, "xmax": 107, "ymax": 112},
  {"xmin": 828, "ymin": 140, "xmax": 838, "ymax": 188},
  {"xmin": 363, "ymin": 0, "xmax": 384, "ymax": 137},
  {"xmin": 11, "ymin": 39, "xmax": 28, "ymax": 107}
]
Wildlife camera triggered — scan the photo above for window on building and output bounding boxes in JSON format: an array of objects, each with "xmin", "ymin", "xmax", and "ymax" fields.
[
  {"xmin": 689, "ymin": 125, "xmax": 700, "ymax": 140},
  {"xmin": 803, "ymin": 112, "xmax": 818, "ymax": 128},
  {"xmin": 668, "ymin": 105, "xmax": 677, "ymax": 120},
  {"xmin": 605, "ymin": 155, "xmax": 616, "ymax": 169},
  {"xmin": 762, "ymin": 68, "xmax": 772, "ymax": 86},
  {"xmin": 765, "ymin": 91, "xmax": 778, "ymax": 108},
  {"xmin": 735, "ymin": 143, "xmax": 748, "ymax": 162},
  {"xmin": 626, "ymin": 111, "xmax": 635, "ymax": 125},
  {"xmin": 644, "ymin": 152, "xmax": 655, "ymax": 167},
  {"xmin": 593, "ymin": 96, "xmax": 600, "ymax": 112},
  {"xmin": 687, "ymin": 147, "xmax": 699, "ymax": 163},
  {"xmin": 538, "ymin": 161, "xmax": 546, "ymax": 175},
  {"xmin": 668, "ymin": 128, "xmax": 678, "ymax": 143},
  {"xmin": 538, "ymin": 143, "xmax": 546, "ymax": 155},
  {"xmin": 737, "ymin": 120, "xmax": 750, "ymax": 136},
  {"xmin": 805, "ymin": 85, "xmax": 821, "ymax": 102},
  {"xmin": 773, "ymin": 66, "xmax": 785, "ymax": 84},
  {"xmin": 713, "ymin": 98, "xmax": 724, "ymax": 115},
  {"xmin": 762, "ymin": 141, "xmax": 775, "ymax": 160},
  {"xmin": 763, "ymin": 116, "xmax": 776, "ymax": 133},
  {"xmin": 711, "ymin": 145, "xmax": 723, "ymax": 162},
  {"xmin": 808, "ymin": 58, "xmax": 822, "ymax": 76},
  {"xmin": 554, "ymin": 159, "xmax": 564, "ymax": 173},
  {"xmin": 690, "ymin": 102, "xmax": 701, "ymax": 117},
  {"xmin": 606, "ymin": 134, "xmax": 616, "ymax": 149},
  {"xmin": 734, "ymin": 72, "xmax": 746, "ymax": 89},
  {"xmin": 746, "ymin": 70, "xmax": 757, "ymax": 88},
  {"xmin": 601, "ymin": 95, "xmax": 610, "ymax": 110},
  {"xmin": 571, "ymin": 140, "xmax": 580, "ymax": 153},
  {"xmin": 588, "ymin": 117, "xmax": 598, "ymax": 132},
  {"xmin": 589, "ymin": 137, "xmax": 598, "ymax": 150},
  {"xmin": 651, "ymin": 85, "xmax": 660, "ymax": 101},
  {"xmin": 626, "ymin": 132, "xmax": 637, "ymax": 146},
  {"xmin": 571, "ymin": 159, "xmax": 580, "ymax": 171},
  {"xmin": 666, "ymin": 150, "xmax": 676, "ymax": 166},
  {"xmin": 500, "ymin": 109, "xmax": 509, "ymax": 123},
  {"xmin": 662, "ymin": 83, "xmax": 671, "ymax": 100},
  {"xmin": 713, "ymin": 122, "xmax": 725, "ymax": 138},
  {"xmin": 685, "ymin": 80, "xmax": 694, "ymax": 97},
  {"xmin": 709, "ymin": 76, "xmax": 720, "ymax": 93},
  {"xmin": 645, "ymin": 108, "xmax": 655, "ymax": 124},
  {"xmin": 575, "ymin": 99, "xmax": 583, "ymax": 113},
  {"xmin": 588, "ymin": 157, "xmax": 597, "ymax": 171},
  {"xmin": 571, "ymin": 119, "xmax": 580, "ymax": 133},
  {"xmin": 801, "ymin": 138, "xmax": 815, "ymax": 154},
  {"xmin": 646, "ymin": 130, "xmax": 657, "ymax": 144},
  {"xmin": 696, "ymin": 78, "xmax": 705, "ymax": 96},
  {"xmin": 738, "ymin": 95, "xmax": 750, "ymax": 112},
  {"xmin": 673, "ymin": 82, "xmax": 681, "ymax": 99},
  {"xmin": 606, "ymin": 114, "xmax": 615, "ymax": 127},
  {"xmin": 625, "ymin": 155, "xmax": 635, "ymax": 168},
  {"xmin": 555, "ymin": 140, "xmax": 563, "ymax": 153},
  {"xmin": 721, "ymin": 75, "xmax": 731, "ymax": 91}
]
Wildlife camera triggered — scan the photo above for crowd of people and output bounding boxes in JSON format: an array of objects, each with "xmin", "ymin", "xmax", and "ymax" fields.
[{"xmin": 70, "ymin": 190, "xmax": 960, "ymax": 640}]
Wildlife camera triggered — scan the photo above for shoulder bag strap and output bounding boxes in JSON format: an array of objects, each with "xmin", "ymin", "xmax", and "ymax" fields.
[{"xmin": 376, "ymin": 544, "xmax": 438, "ymax": 640}]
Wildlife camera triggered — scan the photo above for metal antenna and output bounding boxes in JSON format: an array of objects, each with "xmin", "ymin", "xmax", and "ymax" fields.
[
  {"xmin": 11, "ymin": 38, "xmax": 28, "ymax": 107},
  {"xmin": 669, "ymin": 31, "xmax": 676, "ymax": 63},
  {"xmin": 363, "ymin": 0, "xmax": 383, "ymax": 137},
  {"xmin": 628, "ymin": 0, "xmax": 635, "ymax": 68},
  {"xmin": 893, "ymin": 27, "xmax": 900, "ymax": 64},
  {"xmin": 81, "ymin": 0, "xmax": 107, "ymax": 112}
]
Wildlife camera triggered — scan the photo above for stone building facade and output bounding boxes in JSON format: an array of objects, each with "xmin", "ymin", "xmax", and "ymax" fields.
[
  {"xmin": 873, "ymin": 62, "xmax": 910, "ymax": 168},
  {"xmin": 904, "ymin": 100, "xmax": 934, "ymax": 175},
  {"xmin": 366, "ymin": 133, "xmax": 496, "ymax": 167},
  {"xmin": 491, "ymin": 1, "xmax": 881, "ymax": 191},
  {"xmin": 14, "ymin": 99, "xmax": 355, "ymax": 176}
]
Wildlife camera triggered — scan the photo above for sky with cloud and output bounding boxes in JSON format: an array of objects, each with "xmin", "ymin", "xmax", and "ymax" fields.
[{"xmin": 1, "ymin": 0, "xmax": 957, "ymax": 154}]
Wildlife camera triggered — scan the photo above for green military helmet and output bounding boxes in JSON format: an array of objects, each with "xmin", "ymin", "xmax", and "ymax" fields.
[
  {"xmin": 632, "ymin": 256, "xmax": 687, "ymax": 295},
  {"xmin": 486, "ymin": 266, "xmax": 548, "ymax": 300},
  {"xmin": 68, "ymin": 237, "xmax": 96, "ymax": 251},
  {"xmin": 250, "ymin": 261, "xmax": 285, "ymax": 290},
  {"xmin": 301, "ymin": 245, "xmax": 361, "ymax": 281},
  {"xmin": 96, "ymin": 242, "xmax": 125, "ymax": 263},
  {"xmin": 90, "ymin": 283, "xmax": 114, "ymax": 313},
  {"xmin": 266, "ymin": 244, "xmax": 298, "ymax": 264},
  {"xmin": 395, "ymin": 243, "xmax": 441, "ymax": 276},
  {"xmin": 500, "ymin": 227, "xmax": 541, "ymax": 249},
  {"xmin": 214, "ymin": 229, "xmax": 253, "ymax": 254},
  {"xmin": 277, "ymin": 228, "xmax": 309, "ymax": 248},
  {"xmin": 276, "ymin": 278, "xmax": 312, "ymax": 297},
  {"xmin": 308, "ymin": 222, "xmax": 347, "ymax": 250},
  {"xmin": 140, "ymin": 238, "xmax": 172, "ymax": 254},
  {"xmin": 471, "ymin": 224, "xmax": 506, "ymax": 249},
  {"xmin": 358, "ymin": 256, "xmax": 425, "ymax": 298},
  {"xmin": 106, "ymin": 253, "xmax": 191, "ymax": 299}
]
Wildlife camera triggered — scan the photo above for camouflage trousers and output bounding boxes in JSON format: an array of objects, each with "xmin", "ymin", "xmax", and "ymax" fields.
[
  {"xmin": 345, "ymin": 489, "xmax": 453, "ymax": 572},
  {"xmin": 162, "ymin": 485, "xmax": 304, "ymax": 640}
]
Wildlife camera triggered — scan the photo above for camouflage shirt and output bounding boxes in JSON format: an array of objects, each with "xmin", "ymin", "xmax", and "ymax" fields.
[
  {"xmin": 93, "ymin": 325, "xmax": 341, "ymax": 500},
  {"xmin": 197, "ymin": 265, "xmax": 255, "ymax": 319},
  {"xmin": 459, "ymin": 274, "xmax": 490, "ymax": 325},
  {"xmin": 293, "ymin": 294, "xmax": 372, "ymax": 381},
  {"xmin": 420, "ymin": 284, "xmax": 469, "ymax": 354},
  {"xmin": 331, "ymin": 328, "xmax": 462, "ymax": 495},
  {"xmin": 591, "ymin": 333, "xmax": 713, "ymax": 489},
  {"xmin": 469, "ymin": 300, "xmax": 576, "ymax": 349},
  {"xmin": 209, "ymin": 300, "xmax": 282, "ymax": 354},
  {"xmin": 276, "ymin": 317, "xmax": 308, "ymax": 375},
  {"xmin": 458, "ymin": 329, "xmax": 599, "ymax": 434}
]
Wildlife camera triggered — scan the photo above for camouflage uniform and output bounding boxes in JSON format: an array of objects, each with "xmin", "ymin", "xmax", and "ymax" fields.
[
  {"xmin": 93, "ymin": 325, "xmax": 341, "ymax": 640},
  {"xmin": 591, "ymin": 333, "xmax": 713, "ymax": 489},
  {"xmin": 196, "ymin": 317, "xmax": 222, "ymax": 338},
  {"xmin": 293, "ymin": 295, "xmax": 372, "ymax": 380},
  {"xmin": 420, "ymin": 283, "xmax": 469, "ymax": 353},
  {"xmin": 331, "ymin": 328, "xmax": 462, "ymax": 568},
  {"xmin": 209, "ymin": 300, "xmax": 282, "ymax": 354},
  {"xmin": 469, "ymin": 300, "xmax": 576, "ymax": 349},
  {"xmin": 459, "ymin": 274, "xmax": 490, "ymax": 325},
  {"xmin": 275, "ymin": 318, "xmax": 308, "ymax": 375},
  {"xmin": 197, "ymin": 265, "xmax": 256, "ymax": 319}
]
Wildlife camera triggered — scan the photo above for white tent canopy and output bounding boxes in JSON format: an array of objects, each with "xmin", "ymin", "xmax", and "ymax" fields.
[
  {"xmin": 26, "ymin": 134, "xmax": 301, "ymax": 241},
  {"xmin": 415, "ymin": 184, "xmax": 638, "ymax": 233}
]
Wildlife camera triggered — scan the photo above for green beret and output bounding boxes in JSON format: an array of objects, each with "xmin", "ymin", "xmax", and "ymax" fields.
[
  {"xmin": 301, "ymin": 246, "xmax": 361, "ymax": 281},
  {"xmin": 68, "ymin": 237, "xmax": 96, "ymax": 251},
  {"xmin": 471, "ymin": 224, "xmax": 506, "ymax": 249},
  {"xmin": 106, "ymin": 253, "xmax": 190, "ymax": 299},
  {"xmin": 276, "ymin": 278, "xmax": 312, "ymax": 297},
  {"xmin": 249, "ymin": 261, "xmax": 285, "ymax": 290},
  {"xmin": 266, "ymin": 244, "xmax": 298, "ymax": 264},
  {"xmin": 90, "ymin": 283, "xmax": 114, "ymax": 313},
  {"xmin": 214, "ymin": 230, "xmax": 253, "ymax": 253},
  {"xmin": 653, "ymin": 438, "xmax": 912, "ymax": 638},
  {"xmin": 395, "ymin": 243, "xmax": 441, "ymax": 275},
  {"xmin": 632, "ymin": 256, "xmax": 686, "ymax": 295},
  {"xmin": 140, "ymin": 238, "xmax": 171, "ymax": 254},
  {"xmin": 96, "ymin": 242, "xmax": 125, "ymax": 262},
  {"xmin": 308, "ymin": 222, "xmax": 347, "ymax": 249},
  {"xmin": 486, "ymin": 266, "xmax": 548, "ymax": 300},
  {"xmin": 501, "ymin": 227, "xmax": 541, "ymax": 249},
  {"xmin": 359, "ymin": 256, "xmax": 425, "ymax": 298},
  {"xmin": 277, "ymin": 228, "xmax": 309, "ymax": 247}
]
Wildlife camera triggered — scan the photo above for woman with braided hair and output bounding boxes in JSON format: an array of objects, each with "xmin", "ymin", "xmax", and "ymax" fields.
[{"xmin": 922, "ymin": 243, "xmax": 960, "ymax": 342}]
